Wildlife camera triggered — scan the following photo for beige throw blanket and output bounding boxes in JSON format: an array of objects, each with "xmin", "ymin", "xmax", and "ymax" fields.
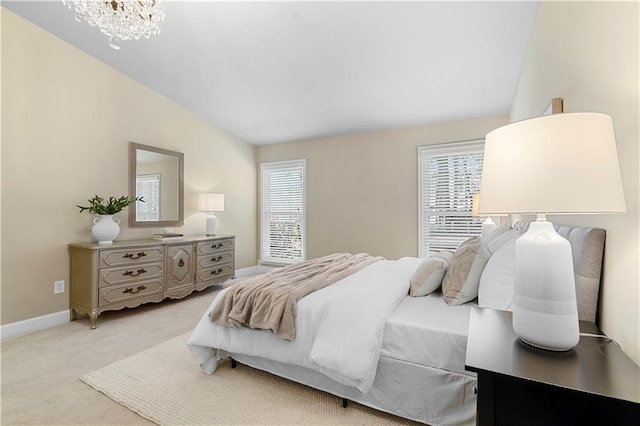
[{"xmin": 210, "ymin": 253, "xmax": 382, "ymax": 340}]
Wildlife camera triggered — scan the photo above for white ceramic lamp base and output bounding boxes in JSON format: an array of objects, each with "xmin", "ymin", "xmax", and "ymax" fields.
[
  {"xmin": 512, "ymin": 219, "xmax": 580, "ymax": 351},
  {"xmin": 205, "ymin": 213, "xmax": 218, "ymax": 236}
]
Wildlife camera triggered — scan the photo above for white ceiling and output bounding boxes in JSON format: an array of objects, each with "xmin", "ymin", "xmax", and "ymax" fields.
[{"xmin": 4, "ymin": 1, "xmax": 539, "ymax": 145}]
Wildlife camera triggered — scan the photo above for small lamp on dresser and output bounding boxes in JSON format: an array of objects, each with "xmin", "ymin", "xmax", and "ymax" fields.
[
  {"xmin": 478, "ymin": 112, "xmax": 626, "ymax": 351},
  {"xmin": 199, "ymin": 193, "xmax": 225, "ymax": 236}
]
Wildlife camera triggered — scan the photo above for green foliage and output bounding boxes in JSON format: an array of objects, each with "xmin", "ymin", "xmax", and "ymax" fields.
[{"xmin": 77, "ymin": 195, "xmax": 144, "ymax": 215}]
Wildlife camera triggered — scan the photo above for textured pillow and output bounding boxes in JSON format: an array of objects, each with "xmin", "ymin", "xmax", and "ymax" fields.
[
  {"xmin": 409, "ymin": 251, "xmax": 454, "ymax": 297},
  {"xmin": 478, "ymin": 238, "xmax": 517, "ymax": 310},
  {"xmin": 442, "ymin": 237, "xmax": 491, "ymax": 305}
]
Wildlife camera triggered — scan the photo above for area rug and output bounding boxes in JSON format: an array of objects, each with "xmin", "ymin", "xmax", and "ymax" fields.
[{"xmin": 80, "ymin": 332, "xmax": 418, "ymax": 425}]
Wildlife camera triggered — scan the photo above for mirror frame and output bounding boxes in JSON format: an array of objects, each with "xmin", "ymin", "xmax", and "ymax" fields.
[{"xmin": 129, "ymin": 142, "xmax": 184, "ymax": 228}]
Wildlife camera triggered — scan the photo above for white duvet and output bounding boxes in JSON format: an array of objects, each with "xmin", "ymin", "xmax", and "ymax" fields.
[{"xmin": 187, "ymin": 257, "xmax": 423, "ymax": 393}]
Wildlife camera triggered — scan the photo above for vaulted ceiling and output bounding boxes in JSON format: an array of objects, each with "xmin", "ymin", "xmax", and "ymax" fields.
[{"xmin": 4, "ymin": 1, "xmax": 539, "ymax": 145}]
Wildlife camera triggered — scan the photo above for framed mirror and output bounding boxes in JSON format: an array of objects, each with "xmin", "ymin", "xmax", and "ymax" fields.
[{"xmin": 129, "ymin": 142, "xmax": 184, "ymax": 228}]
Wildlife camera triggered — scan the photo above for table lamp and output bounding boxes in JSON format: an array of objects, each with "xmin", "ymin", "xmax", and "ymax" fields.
[
  {"xmin": 199, "ymin": 193, "xmax": 225, "ymax": 236},
  {"xmin": 478, "ymin": 112, "xmax": 625, "ymax": 351}
]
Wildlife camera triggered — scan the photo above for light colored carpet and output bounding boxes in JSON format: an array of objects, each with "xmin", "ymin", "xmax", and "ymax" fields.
[{"xmin": 81, "ymin": 333, "xmax": 418, "ymax": 426}]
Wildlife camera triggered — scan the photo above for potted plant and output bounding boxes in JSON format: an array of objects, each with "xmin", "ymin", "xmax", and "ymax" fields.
[{"xmin": 77, "ymin": 195, "xmax": 143, "ymax": 244}]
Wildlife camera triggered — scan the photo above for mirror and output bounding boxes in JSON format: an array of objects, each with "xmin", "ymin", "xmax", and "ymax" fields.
[{"xmin": 129, "ymin": 142, "xmax": 184, "ymax": 228}]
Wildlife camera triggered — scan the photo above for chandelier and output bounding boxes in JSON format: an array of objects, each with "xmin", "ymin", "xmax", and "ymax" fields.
[{"xmin": 63, "ymin": 1, "xmax": 165, "ymax": 50}]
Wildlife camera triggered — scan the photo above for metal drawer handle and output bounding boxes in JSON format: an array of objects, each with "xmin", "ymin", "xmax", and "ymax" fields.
[
  {"xmin": 123, "ymin": 285, "xmax": 147, "ymax": 294},
  {"xmin": 123, "ymin": 252, "xmax": 147, "ymax": 260},
  {"xmin": 211, "ymin": 255, "xmax": 223, "ymax": 262},
  {"xmin": 123, "ymin": 268, "xmax": 147, "ymax": 277},
  {"xmin": 211, "ymin": 268, "xmax": 224, "ymax": 275},
  {"xmin": 210, "ymin": 243, "xmax": 223, "ymax": 249},
  {"xmin": 178, "ymin": 259, "xmax": 185, "ymax": 267}
]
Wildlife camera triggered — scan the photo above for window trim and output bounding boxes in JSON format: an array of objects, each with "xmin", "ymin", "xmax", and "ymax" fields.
[
  {"xmin": 260, "ymin": 159, "xmax": 307, "ymax": 265},
  {"xmin": 417, "ymin": 140, "xmax": 485, "ymax": 258}
]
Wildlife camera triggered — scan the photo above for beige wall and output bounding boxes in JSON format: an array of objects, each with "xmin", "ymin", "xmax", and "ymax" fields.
[
  {"xmin": 258, "ymin": 115, "xmax": 509, "ymax": 261},
  {"xmin": 510, "ymin": 1, "xmax": 639, "ymax": 364},
  {"xmin": 1, "ymin": 10, "xmax": 257, "ymax": 325}
]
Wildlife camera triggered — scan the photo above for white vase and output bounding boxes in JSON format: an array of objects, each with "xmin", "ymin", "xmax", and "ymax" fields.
[{"xmin": 92, "ymin": 215, "xmax": 121, "ymax": 245}]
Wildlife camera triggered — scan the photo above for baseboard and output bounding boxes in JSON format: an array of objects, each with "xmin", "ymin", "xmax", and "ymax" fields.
[
  {"xmin": 236, "ymin": 265, "xmax": 277, "ymax": 277},
  {"xmin": 1, "ymin": 310, "xmax": 70, "ymax": 341}
]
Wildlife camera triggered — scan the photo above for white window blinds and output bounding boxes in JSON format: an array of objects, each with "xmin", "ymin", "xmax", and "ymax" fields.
[
  {"xmin": 136, "ymin": 173, "xmax": 160, "ymax": 222},
  {"xmin": 261, "ymin": 160, "xmax": 306, "ymax": 264},
  {"xmin": 418, "ymin": 141, "xmax": 484, "ymax": 257}
]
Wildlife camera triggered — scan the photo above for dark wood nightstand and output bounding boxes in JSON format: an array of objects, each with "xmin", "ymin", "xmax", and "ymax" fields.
[{"xmin": 465, "ymin": 307, "xmax": 640, "ymax": 425}]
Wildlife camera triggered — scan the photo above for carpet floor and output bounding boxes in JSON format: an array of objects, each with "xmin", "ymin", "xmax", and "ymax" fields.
[{"xmin": 81, "ymin": 332, "xmax": 418, "ymax": 425}]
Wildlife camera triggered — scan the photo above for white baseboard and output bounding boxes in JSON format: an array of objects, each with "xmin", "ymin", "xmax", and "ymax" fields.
[
  {"xmin": 235, "ymin": 265, "xmax": 277, "ymax": 277},
  {"xmin": 1, "ymin": 310, "xmax": 70, "ymax": 341}
]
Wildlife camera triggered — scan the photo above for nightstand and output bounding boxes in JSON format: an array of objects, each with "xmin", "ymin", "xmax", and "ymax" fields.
[{"xmin": 465, "ymin": 307, "xmax": 640, "ymax": 425}]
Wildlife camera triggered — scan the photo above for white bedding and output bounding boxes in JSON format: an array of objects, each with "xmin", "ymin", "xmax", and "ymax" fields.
[
  {"xmin": 381, "ymin": 292, "xmax": 475, "ymax": 375},
  {"xmin": 188, "ymin": 256, "xmax": 424, "ymax": 393}
]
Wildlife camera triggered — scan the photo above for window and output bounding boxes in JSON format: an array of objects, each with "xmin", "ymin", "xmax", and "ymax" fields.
[
  {"xmin": 260, "ymin": 160, "xmax": 306, "ymax": 264},
  {"xmin": 418, "ymin": 140, "xmax": 484, "ymax": 257},
  {"xmin": 136, "ymin": 173, "xmax": 160, "ymax": 221}
]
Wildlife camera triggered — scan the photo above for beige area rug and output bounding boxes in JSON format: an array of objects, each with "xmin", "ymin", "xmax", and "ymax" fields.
[{"xmin": 80, "ymin": 333, "xmax": 418, "ymax": 425}]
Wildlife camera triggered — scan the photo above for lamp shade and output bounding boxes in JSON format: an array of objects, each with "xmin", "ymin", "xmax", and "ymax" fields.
[
  {"xmin": 199, "ymin": 193, "xmax": 225, "ymax": 212},
  {"xmin": 478, "ymin": 113, "xmax": 626, "ymax": 215}
]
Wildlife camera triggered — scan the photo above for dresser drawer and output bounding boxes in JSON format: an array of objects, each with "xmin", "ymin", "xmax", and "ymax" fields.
[
  {"xmin": 99, "ymin": 262, "xmax": 164, "ymax": 288},
  {"xmin": 99, "ymin": 279, "xmax": 164, "ymax": 306},
  {"xmin": 195, "ymin": 263, "xmax": 234, "ymax": 284},
  {"xmin": 99, "ymin": 246, "xmax": 164, "ymax": 268},
  {"xmin": 196, "ymin": 239, "xmax": 234, "ymax": 256},
  {"xmin": 197, "ymin": 251, "xmax": 234, "ymax": 269}
]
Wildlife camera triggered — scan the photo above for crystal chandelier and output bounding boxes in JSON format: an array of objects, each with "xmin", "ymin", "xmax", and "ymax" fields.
[{"xmin": 63, "ymin": 1, "xmax": 165, "ymax": 50}]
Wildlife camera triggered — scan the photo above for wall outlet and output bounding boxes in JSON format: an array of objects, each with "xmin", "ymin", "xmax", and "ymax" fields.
[{"xmin": 54, "ymin": 280, "xmax": 65, "ymax": 294}]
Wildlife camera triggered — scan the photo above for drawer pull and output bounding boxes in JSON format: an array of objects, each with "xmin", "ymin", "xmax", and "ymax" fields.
[
  {"xmin": 123, "ymin": 285, "xmax": 147, "ymax": 294},
  {"xmin": 211, "ymin": 255, "xmax": 223, "ymax": 262},
  {"xmin": 123, "ymin": 252, "xmax": 147, "ymax": 260},
  {"xmin": 210, "ymin": 243, "xmax": 224, "ymax": 249},
  {"xmin": 178, "ymin": 259, "xmax": 185, "ymax": 267},
  {"xmin": 211, "ymin": 268, "xmax": 224, "ymax": 275},
  {"xmin": 123, "ymin": 268, "xmax": 147, "ymax": 277}
]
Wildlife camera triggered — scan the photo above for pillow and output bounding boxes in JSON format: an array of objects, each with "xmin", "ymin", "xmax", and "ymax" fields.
[
  {"xmin": 484, "ymin": 228, "xmax": 519, "ymax": 255},
  {"xmin": 478, "ymin": 238, "xmax": 517, "ymax": 310},
  {"xmin": 442, "ymin": 237, "xmax": 491, "ymax": 305},
  {"xmin": 483, "ymin": 224, "xmax": 512, "ymax": 243},
  {"xmin": 409, "ymin": 251, "xmax": 454, "ymax": 297}
]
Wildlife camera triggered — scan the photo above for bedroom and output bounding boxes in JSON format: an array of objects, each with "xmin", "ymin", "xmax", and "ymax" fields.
[{"xmin": 1, "ymin": 1, "xmax": 639, "ymax": 424}]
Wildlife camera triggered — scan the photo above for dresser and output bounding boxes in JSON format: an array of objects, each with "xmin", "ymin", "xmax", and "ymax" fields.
[
  {"xmin": 69, "ymin": 235, "xmax": 235, "ymax": 329},
  {"xmin": 465, "ymin": 307, "xmax": 640, "ymax": 425}
]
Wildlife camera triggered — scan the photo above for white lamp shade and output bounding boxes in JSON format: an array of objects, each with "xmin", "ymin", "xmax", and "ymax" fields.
[
  {"xmin": 199, "ymin": 193, "xmax": 225, "ymax": 212},
  {"xmin": 478, "ymin": 113, "xmax": 626, "ymax": 215}
]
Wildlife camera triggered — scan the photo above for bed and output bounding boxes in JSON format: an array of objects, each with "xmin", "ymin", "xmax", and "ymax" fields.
[{"xmin": 188, "ymin": 223, "xmax": 606, "ymax": 426}]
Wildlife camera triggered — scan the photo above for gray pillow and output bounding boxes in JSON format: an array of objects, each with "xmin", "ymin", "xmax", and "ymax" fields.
[
  {"xmin": 409, "ymin": 251, "xmax": 454, "ymax": 297},
  {"xmin": 442, "ymin": 237, "xmax": 491, "ymax": 306}
]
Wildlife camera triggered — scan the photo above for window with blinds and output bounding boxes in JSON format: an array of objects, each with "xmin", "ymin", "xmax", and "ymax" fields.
[
  {"xmin": 136, "ymin": 173, "xmax": 160, "ymax": 222},
  {"xmin": 260, "ymin": 160, "xmax": 306, "ymax": 264},
  {"xmin": 418, "ymin": 141, "xmax": 484, "ymax": 257}
]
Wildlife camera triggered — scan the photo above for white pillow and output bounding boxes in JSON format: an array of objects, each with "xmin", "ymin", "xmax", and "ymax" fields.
[
  {"xmin": 478, "ymin": 238, "xmax": 517, "ymax": 310},
  {"xmin": 409, "ymin": 251, "xmax": 454, "ymax": 297}
]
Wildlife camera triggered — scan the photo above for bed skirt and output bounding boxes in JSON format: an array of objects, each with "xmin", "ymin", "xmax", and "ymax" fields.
[{"xmin": 229, "ymin": 353, "xmax": 477, "ymax": 426}]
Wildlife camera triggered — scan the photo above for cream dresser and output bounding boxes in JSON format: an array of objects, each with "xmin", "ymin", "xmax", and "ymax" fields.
[{"xmin": 69, "ymin": 235, "xmax": 235, "ymax": 329}]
